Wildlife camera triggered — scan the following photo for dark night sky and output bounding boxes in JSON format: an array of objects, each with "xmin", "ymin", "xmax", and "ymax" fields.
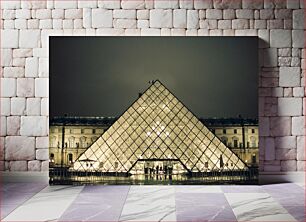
[{"xmin": 50, "ymin": 37, "xmax": 258, "ymax": 119}]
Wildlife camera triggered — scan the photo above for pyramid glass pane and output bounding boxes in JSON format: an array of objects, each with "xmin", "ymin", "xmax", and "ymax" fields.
[{"xmin": 73, "ymin": 80, "xmax": 247, "ymax": 173}]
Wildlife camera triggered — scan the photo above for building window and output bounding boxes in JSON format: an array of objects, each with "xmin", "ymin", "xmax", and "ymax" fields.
[
  {"xmin": 252, "ymin": 154, "xmax": 256, "ymax": 164},
  {"xmin": 68, "ymin": 137, "xmax": 75, "ymax": 148},
  {"xmin": 233, "ymin": 137, "xmax": 238, "ymax": 148},
  {"xmin": 50, "ymin": 153, "xmax": 55, "ymax": 163},
  {"xmin": 223, "ymin": 129, "xmax": 226, "ymax": 134},
  {"xmin": 81, "ymin": 129, "xmax": 84, "ymax": 134},
  {"xmin": 80, "ymin": 137, "xmax": 87, "ymax": 148},
  {"xmin": 250, "ymin": 136, "xmax": 256, "ymax": 147},
  {"xmin": 252, "ymin": 129, "xmax": 255, "ymax": 133},
  {"xmin": 50, "ymin": 136, "xmax": 56, "ymax": 147},
  {"xmin": 234, "ymin": 129, "xmax": 237, "ymax": 134},
  {"xmin": 93, "ymin": 129, "xmax": 96, "ymax": 134},
  {"xmin": 68, "ymin": 153, "xmax": 73, "ymax": 164}
]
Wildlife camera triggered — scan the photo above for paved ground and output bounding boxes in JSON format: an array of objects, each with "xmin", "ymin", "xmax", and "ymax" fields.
[{"xmin": 1, "ymin": 182, "xmax": 304, "ymax": 221}]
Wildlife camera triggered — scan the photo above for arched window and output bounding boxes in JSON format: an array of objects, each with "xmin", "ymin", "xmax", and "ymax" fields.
[
  {"xmin": 67, "ymin": 153, "xmax": 73, "ymax": 163},
  {"xmin": 250, "ymin": 136, "xmax": 257, "ymax": 147},
  {"xmin": 221, "ymin": 136, "xmax": 228, "ymax": 146},
  {"xmin": 80, "ymin": 137, "xmax": 87, "ymax": 148},
  {"xmin": 50, "ymin": 153, "xmax": 55, "ymax": 163},
  {"xmin": 232, "ymin": 136, "xmax": 239, "ymax": 148},
  {"xmin": 91, "ymin": 136, "xmax": 97, "ymax": 143},
  {"xmin": 68, "ymin": 137, "xmax": 75, "ymax": 148}
]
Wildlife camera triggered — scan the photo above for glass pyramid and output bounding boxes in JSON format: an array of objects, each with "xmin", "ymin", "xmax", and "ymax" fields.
[{"xmin": 73, "ymin": 80, "xmax": 247, "ymax": 173}]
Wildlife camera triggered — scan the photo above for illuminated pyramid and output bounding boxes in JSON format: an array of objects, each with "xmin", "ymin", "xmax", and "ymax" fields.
[{"xmin": 73, "ymin": 80, "xmax": 247, "ymax": 173}]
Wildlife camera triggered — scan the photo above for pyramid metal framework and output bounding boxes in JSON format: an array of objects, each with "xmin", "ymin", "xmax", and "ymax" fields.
[{"xmin": 73, "ymin": 80, "xmax": 247, "ymax": 173}]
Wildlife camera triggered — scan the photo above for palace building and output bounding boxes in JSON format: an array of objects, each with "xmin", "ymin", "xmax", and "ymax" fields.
[{"xmin": 50, "ymin": 80, "xmax": 258, "ymax": 176}]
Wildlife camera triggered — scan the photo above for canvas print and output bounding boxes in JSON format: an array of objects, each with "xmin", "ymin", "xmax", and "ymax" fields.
[{"xmin": 49, "ymin": 37, "xmax": 258, "ymax": 185}]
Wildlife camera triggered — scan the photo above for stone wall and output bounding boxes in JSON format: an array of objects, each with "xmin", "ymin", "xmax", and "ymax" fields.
[{"xmin": 0, "ymin": 0, "xmax": 305, "ymax": 172}]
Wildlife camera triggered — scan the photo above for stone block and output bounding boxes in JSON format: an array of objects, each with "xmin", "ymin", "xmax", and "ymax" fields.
[
  {"xmin": 54, "ymin": 1, "xmax": 77, "ymax": 9},
  {"xmin": 279, "ymin": 67, "xmax": 300, "ymax": 87},
  {"xmin": 281, "ymin": 160, "xmax": 297, "ymax": 171},
  {"xmin": 270, "ymin": 29, "xmax": 291, "ymax": 48},
  {"xmin": 137, "ymin": 10, "xmax": 149, "ymax": 19},
  {"xmin": 19, "ymin": 30, "xmax": 41, "ymax": 48},
  {"xmin": 36, "ymin": 137, "xmax": 49, "ymax": 149},
  {"xmin": 206, "ymin": 9, "xmax": 222, "ymax": 19},
  {"xmin": 291, "ymin": 57, "xmax": 300, "ymax": 67},
  {"xmin": 2, "ymin": 9, "xmax": 16, "ymax": 19},
  {"xmin": 275, "ymin": 136, "xmax": 297, "ymax": 149},
  {"xmin": 258, "ymin": 29, "xmax": 269, "ymax": 48},
  {"xmin": 259, "ymin": 117, "xmax": 270, "ymax": 136},
  {"xmin": 1, "ymin": 49, "xmax": 12, "ymax": 67},
  {"xmin": 260, "ymin": 9, "xmax": 274, "ymax": 19},
  {"xmin": 137, "ymin": 20, "xmax": 149, "ymax": 28},
  {"xmin": 292, "ymin": 116, "xmax": 305, "ymax": 136},
  {"xmin": 25, "ymin": 57, "xmax": 38, "ymax": 77},
  {"xmin": 15, "ymin": 19, "xmax": 27, "ymax": 29},
  {"xmin": 92, "ymin": 9, "xmax": 113, "ymax": 28},
  {"xmin": 213, "ymin": 0, "xmax": 241, "ymax": 9},
  {"xmin": 263, "ymin": 48, "xmax": 277, "ymax": 67},
  {"xmin": 52, "ymin": 9, "xmax": 65, "ymax": 19},
  {"xmin": 13, "ymin": 49, "xmax": 32, "ymax": 58},
  {"xmin": 9, "ymin": 161, "xmax": 27, "ymax": 171},
  {"xmin": 293, "ymin": 9, "xmax": 305, "ymax": 29},
  {"xmin": 154, "ymin": 0, "xmax": 178, "ymax": 9},
  {"xmin": 171, "ymin": 29, "xmax": 186, "ymax": 36},
  {"xmin": 114, "ymin": 9, "xmax": 136, "ymax": 19},
  {"xmin": 264, "ymin": 138, "xmax": 275, "ymax": 160},
  {"xmin": 276, "ymin": 148, "xmax": 297, "ymax": 160},
  {"xmin": 83, "ymin": 8, "xmax": 92, "ymax": 28},
  {"xmin": 38, "ymin": 58, "xmax": 49, "ymax": 77},
  {"xmin": 223, "ymin": 9, "xmax": 235, "ymax": 19},
  {"xmin": 173, "ymin": 9, "xmax": 187, "ymax": 28},
  {"xmin": 242, "ymin": 0, "xmax": 263, "ymax": 9},
  {"xmin": 1, "ymin": 1, "xmax": 20, "ymax": 9},
  {"xmin": 5, "ymin": 136, "xmax": 35, "ymax": 160},
  {"xmin": 1, "ymin": 78, "xmax": 16, "ymax": 98},
  {"xmin": 114, "ymin": 19, "xmax": 137, "ymax": 28},
  {"xmin": 16, "ymin": 78, "xmax": 34, "ymax": 97},
  {"xmin": 1, "ymin": 117, "xmax": 7, "ymax": 137},
  {"xmin": 21, "ymin": 0, "xmax": 47, "ymax": 9},
  {"xmin": 41, "ymin": 98, "xmax": 49, "ymax": 116},
  {"xmin": 26, "ymin": 98, "xmax": 41, "ymax": 116},
  {"xmin": 36, "ymin": 149, "xmax": 48, "ymax": 160},
  {"xmin": 140, "ymin": 28, "xmax": 161, "ymax": 36},
  {"xmin": 98, "ymin": 0, "xmax": 120, "ymax": 9},
  {"xmin": 28, "ymin": 160, "xmax": 41, "ymax": 171},
  {"xmin": 35, "ymin": 9, "xmax": 51, "ymax": 19},
  {"xmin": 284, "ymin": 87, "xmax": 293, "ymax": 97},
  {"xmin": 41, "ymin": 160, "xmax": 49, "ymax": 171},
  {"xmin": 3, "ymin": 67, "xmax": 24, "ymax": 78},
  {"xmin": 297, "ymin": 161, "xmax": 305, "ymax": 171},
  {"xmin": 297, "ymin": 136, "xmax": 305, "ymax": 161},
  {"xmin": 293, "ymin": 87, "xmax": 304, "ymax": 97},
  {"xmin": 150, "ymin": 9, "xmax": 172, "ymax": 28},
  {"xmin": 179, "ymin": 0, "xmax": 193, "ymax": 9},
  {"xmin": 218, "ymin": 20, "xmax": 232, "ymax": 29},
  {"xmin": 187, "ymin": 10, "xmax": 199, "ymax": 29},
  {"xmin": 264, "ymin": 164, "xmax": 281, "ymax": 172},
  {"xmin": 11, "ymin": 98, "xmax": 26, "ymax": 115},
  {"xmin": 65, "ymin": 9, "xmax": 83, "ymax": 19},
  {"xmin": 78, "ymin": 0, "xmax": 97, "ymax": 8},
  {"xmin": 7, "ymin": 116, "xmax": 20, "ymax": 136},
  {"xmin": 121, "ymin": 0, "xmax": 145, "ymax": 9},
  {"xmin": 278, "ymin": 97, "xmax": 303, "ymax": 116},
  {"xmin": 232, "ymin": 19, "xmax": 249, "ymax": 29},
  {"xmin": 236, "ymin": 9, "xmax": 254, "ymax": 19},
  {"xmin": 15, "ymin": 9, "xmax": 31, "ymax": 19},
  {"xmin": 1, "ymin": 30, "xmax": 19, "ymax": 48},
  {"xmin": 35, "ymin": 78, "xmax": 49, "ymax": 98},
  {"xmin": 1, "ymin": 98, "xmax": 10, "ymax": 116},
  {"xmin": 292, "ymin": 30, "xmax": 305, "ymax": 48},
  {"xmin": 275, "ymin": 9, "xmax": 292, "ymax": 19},
  {"xmin": 20, "ymin": 116, "xmax": 48, "ymax": 136},
  {"xmin": 270, "ymin": 117, "xmax": 291, "ymax": 136},
  {"xmin": 287, "ymin": 0, "xmax": 300, "ymax": 9}
]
